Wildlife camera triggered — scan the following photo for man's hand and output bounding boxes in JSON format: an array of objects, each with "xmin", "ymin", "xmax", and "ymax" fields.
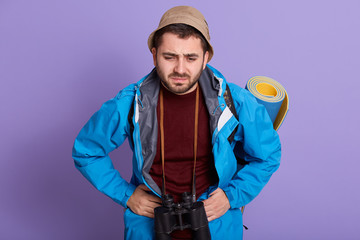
[
  {"xmin": 202, "ymin": 188, "xmax": 230, "ymax": 222},
  {"xmin": 126, "ymin": 184, "xmax": 162, "ymax": 218}
]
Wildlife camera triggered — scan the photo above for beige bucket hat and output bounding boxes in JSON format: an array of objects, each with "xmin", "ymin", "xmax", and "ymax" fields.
[{"xmin": 147, "ymin": 6, "xmax": 214, "ymax": 62}]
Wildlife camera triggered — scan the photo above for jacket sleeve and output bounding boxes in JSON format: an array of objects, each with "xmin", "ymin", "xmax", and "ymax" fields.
[
  {"xmin": 72, "ymin": 90, "xmax": 136, "ymax": 208},
  {"xmin": 222, "ymin": 84, "xmax": 281, "ymax": 209}
]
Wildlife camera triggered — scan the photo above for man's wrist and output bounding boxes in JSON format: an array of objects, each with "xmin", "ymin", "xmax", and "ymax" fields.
[
  {"xmin": 222, "ymin": 187, "xmax": 237, "ymax": 209},
  {"xmin": 123, "ymin": 184, "xmax": 137, "ymax": 208}
]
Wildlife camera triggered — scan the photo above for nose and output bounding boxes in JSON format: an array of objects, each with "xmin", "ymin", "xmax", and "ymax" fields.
[{"xmin": 174, "ymin": 58, "xmax": 186, "ymax": 74}]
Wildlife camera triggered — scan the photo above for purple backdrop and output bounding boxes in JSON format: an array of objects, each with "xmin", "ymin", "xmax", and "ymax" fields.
[{"xmin": 1, "ymin": 0, "xmax": 359, "ymax": 239}]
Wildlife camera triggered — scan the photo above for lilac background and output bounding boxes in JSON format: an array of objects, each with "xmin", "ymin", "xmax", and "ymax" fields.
[{"xmin": 1, "ymin": 0, "xmax": 359, "ymax": 239}]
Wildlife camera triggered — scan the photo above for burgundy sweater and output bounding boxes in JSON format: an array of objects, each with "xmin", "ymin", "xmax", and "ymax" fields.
[{"xmin": 149, "ymin": 85, "xmax": 218, "ymax": 239}]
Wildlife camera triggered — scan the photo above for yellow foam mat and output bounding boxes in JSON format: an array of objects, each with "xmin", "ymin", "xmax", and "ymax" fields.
[{"xmin": 246, "ymin": 76, "xmax": 289, "ymax": 131}]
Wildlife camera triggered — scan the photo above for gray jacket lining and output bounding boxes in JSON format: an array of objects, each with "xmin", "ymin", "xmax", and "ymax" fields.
[{"xmin": 137, "ymin": 66, "xmax": 224, "ymax": 196}]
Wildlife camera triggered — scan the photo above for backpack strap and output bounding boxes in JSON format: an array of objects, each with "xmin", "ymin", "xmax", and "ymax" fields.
[{"xmin": 223, "ymin": 84, "xmax": 238, "ymax": 143}]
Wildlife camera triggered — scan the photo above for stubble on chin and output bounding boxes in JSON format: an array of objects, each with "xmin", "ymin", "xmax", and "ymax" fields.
[
  {"xmin": 156, "ymin": 66, "xmax": 204, "ymax": 95},
  {"xmin": 160, "ymin": 77, "xmax": 199, "ymax": 95}
]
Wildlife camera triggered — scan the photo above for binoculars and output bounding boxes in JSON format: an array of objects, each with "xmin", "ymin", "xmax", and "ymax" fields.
[{"xmin": 154, "ymin": 192, "xmax": 211, "ymax": 240}]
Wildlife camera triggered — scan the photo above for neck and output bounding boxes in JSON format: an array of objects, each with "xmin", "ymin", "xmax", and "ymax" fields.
[{"xmin": 160, "ymin": 81, "xmax": 199, "ymax": 96}]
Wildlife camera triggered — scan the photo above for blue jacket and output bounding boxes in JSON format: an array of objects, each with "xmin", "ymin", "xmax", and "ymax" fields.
[{"xmin": 72, "ymin": 65, "xmax": 281, "ymax": 239}]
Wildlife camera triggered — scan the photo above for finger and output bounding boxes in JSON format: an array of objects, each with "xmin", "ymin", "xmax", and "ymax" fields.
[
  {"xmin": 208, "ymin": 215, "xmax": 217, "ymax": 222},
  {"xmin": 203, "ymin": 197, "xmax": 215, "ymax": 208},
  {"xmin": 142, "ymin": 210, "xmax": 154, "ymax": 218},
  {"xmin": 147, "ymin": 195, "xmax": 162, "ymax": 203},
  {"xmin": 144, "ymin": 206, "xmax": 156, "ymax": 215},
  {"xmin": 146, "ymin": 201, "xmax": 162, "ymax": 209},
  {"xmin": 210, "ymin": 188, "xmax": 223, "ymax": 198},
  {"xmin": 144, "ymin": 196, "xmax": 162, "ymax": 208},
  {"xmin": 137, "ymin": 185, "xmax": 162, "ymax": 202},
  {"xmin": 203, "ymin": 202, "xmax": 209, "ymax": 213},
  {"xmin": 205, "ymin": 208, "xmax": 215, "ymax": 222},
  {"xmin": 138, "ymin": 184, "xmax": 152, "ymax": 192},
  {"xmin": 136, "ymin": 204, "xmax": 156, "ymax": 218},
  {"xmin": 202, "ymin": 197, "xmax": 213, "ymax": 205},
  {"xmin": 144, "ymin": 203, "xmax": 162, "ymax": 218},
  {"xmin": 206, "ymin": 192, "xmax": 220, "ymax": 203},
  {"xmin": 209, "ymin": 188, "xmax": 220, "ymax": 196},
  {"xmin": 204, "ymin": 207, "xmax": 214, "ymax": 217},
  {"xmin": 204, "ymin": 202, "xmax": 215, "ymax": 219}
]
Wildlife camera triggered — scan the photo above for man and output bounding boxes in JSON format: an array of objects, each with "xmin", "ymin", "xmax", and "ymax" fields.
[{"xmin": 72, "ymin": 6, "xmax": 281, "ymax": 240}]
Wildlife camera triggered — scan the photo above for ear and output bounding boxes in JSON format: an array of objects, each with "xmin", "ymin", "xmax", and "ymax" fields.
[
  {"xmin": 151, "ymin": 48, "xmax": 157, "ymax": 66},
  {"xmin": 202, "ymin": 51, "xmax": 209, "ymax": 70}
]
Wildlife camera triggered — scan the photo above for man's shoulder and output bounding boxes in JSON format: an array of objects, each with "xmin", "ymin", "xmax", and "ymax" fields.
[
  {"xmin": 108, "ymin": 69, "xmax": 157, "ymax": 110},
  {"xmin": 227, "ymin": 82, "xmax": 247, "ymax": 97},
  {"xmin": 114, "ymin": 69, "xmax": 156, "ymax": 100},
  {"xmin": 115, "ymin": 83, "xmax": 137, "ymax": 100},
  {"xmin": 227, "ymin": 82, "xmax": 259, "ymax": 107},
  {"xmin": 205, "ymin": 65, "xmax": 255, "ymax": 102},
  {"xmin": 98, "ymin": 83, "xmax": 138, "ymax": 117}
]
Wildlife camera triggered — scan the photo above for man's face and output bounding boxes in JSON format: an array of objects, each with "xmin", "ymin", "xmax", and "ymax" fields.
[{"xmin": 152, "ymin": 32, "xmax": 209, "ymax": 95}]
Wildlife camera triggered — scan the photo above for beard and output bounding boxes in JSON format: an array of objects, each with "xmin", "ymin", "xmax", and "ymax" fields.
[{"xmin": 156, "ymin": 64, "xmax": 204, "ymax": 95}]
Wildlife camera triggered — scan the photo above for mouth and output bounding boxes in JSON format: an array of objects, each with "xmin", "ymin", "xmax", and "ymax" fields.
[
  {"xmin": 169, "ymin": 73, "xmax": 190, "ymax": 84},
  {"xmin": 170, "ymin": 77, "xmax": 188, "ymax": 83}
]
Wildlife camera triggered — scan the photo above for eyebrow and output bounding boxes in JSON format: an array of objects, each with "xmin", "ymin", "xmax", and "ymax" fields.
[{"xmin": 162, "ymin": 52, "xmax": 200, "ymax": 58}]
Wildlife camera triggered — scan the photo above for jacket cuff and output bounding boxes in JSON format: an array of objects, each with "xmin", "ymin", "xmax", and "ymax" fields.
[
  {"xmin": 222, "ymin": 186, "xmax": 241, "ymax": 209},
  {"xmin": 121, "ymin": 183, "xmax": 136, "ymax": 208}
]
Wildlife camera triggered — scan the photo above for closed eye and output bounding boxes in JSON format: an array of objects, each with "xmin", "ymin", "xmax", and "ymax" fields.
[
  {"xmin": 185, "ymin": 54, "xmax": 199, "ymax": 62},
  {"xmin": 162, "ymin": 53, "xmax": 177, "ymax": 60}
]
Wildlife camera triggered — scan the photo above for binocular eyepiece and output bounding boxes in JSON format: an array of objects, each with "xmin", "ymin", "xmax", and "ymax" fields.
[{"xmin": 154, "ymin": 192, "xmax": 211, "ymax": 240}]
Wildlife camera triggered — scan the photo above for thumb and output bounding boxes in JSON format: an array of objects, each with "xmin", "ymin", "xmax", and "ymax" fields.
[{"xmin": 209, "ymin": 188, "xmax": 220, "ymax": 197}]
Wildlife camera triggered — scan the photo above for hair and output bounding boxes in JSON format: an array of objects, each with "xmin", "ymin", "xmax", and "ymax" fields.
[{"xmin": 152, "ymin": 23, "xmax": 209, "ymax": 53}]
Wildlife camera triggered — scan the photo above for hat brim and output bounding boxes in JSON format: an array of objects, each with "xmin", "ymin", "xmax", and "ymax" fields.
[{"xmin": 147, "ymin": 24, "xmax": 213, "ymax": 62}]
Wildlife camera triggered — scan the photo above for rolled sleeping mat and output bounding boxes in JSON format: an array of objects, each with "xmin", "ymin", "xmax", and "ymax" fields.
[{"xmin": 245, "ymin": 76, "xmax": 289, "ymax": 131}]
